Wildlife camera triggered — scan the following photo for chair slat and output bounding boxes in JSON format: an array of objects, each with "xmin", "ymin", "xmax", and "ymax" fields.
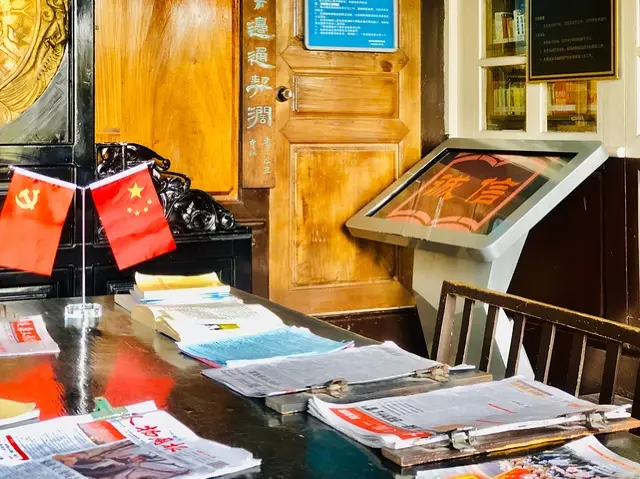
[
  {"xmin": 479, "ymin": 305, "xmax": 499, "ymax": 372},
  {"xmin": 633, "ymin": 361, "xmax": 640, "ymax": 419},
  {"xmin": 455, "ymin": 298, "xmax": 475, "ymax": 365},
  {"xmin": 565, "ymin": 333, "xmax": 587, "ymax": 396},
  {"xmin": 599, "ymin": 342, "xmax": 622, "ymax": 404},
  {"xmin": 432, "ymin": 293, "xmax": 456, "ymax": 363},
  {"xmin": 534, "ymin": 322, "xmax": 556, "ymax": 383},
  {"xmin": 505, "ymin": 314, "xmax": 526, "ymax": 378}
]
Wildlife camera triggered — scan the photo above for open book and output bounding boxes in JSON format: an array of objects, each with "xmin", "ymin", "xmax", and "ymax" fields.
[
  {"xmin": 0, "ymin": 398, "xmax": 38, "ymax": 429},
  {"xmin": 133, "ymin": 271, "xmax": 230, "ymax": 300},
  {"xmin": 0, "ymin": 401, "xmax": 260, "ymax": 478}
]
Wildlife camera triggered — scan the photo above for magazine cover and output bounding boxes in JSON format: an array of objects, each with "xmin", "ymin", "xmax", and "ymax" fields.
[{"xmin": 417, "ymin": 436, "xmax": 640, "ymax": 479}]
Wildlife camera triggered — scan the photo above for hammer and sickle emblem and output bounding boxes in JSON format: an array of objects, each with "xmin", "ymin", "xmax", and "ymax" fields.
[{"xmin": 15, "ymin": 188, "xmax": 40, "ymax": 210}]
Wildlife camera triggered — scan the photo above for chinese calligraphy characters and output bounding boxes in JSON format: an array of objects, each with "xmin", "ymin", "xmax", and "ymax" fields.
[
  {"xmin": 248, "ymin": 47, "xmax": 274, "ymax": 69},
  {"xmin": 243, "ymin": 0, "xmax": 276, "ymax": 186},
  {"xmin": 422, "ymin": 174, "xmax": 520, "ymax": 206},
  {"xmin": 246, "ymin": 75, "xmax": 272, "ymax": 98},
  {"xmin": 247, "ymin": 17, "xmax": 274, "ymax": 39}
]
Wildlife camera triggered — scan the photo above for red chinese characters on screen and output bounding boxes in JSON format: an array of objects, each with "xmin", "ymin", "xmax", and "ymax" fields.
[
  {"xmin": 11, "ymin": 320, "xmax": 41, "ymax": 343},
  {"xmin": 383, "ymin": 153, "xmax": 555, "ymax": 234},
  {"xmin": 128, "ymin": 414, "xmax": 187, "ymax": 453}
]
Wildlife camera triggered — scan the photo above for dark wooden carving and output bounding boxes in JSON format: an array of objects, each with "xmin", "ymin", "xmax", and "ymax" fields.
[{"xmin": 95, "ymin": 143, "xmax": 237, "ymax": 237}]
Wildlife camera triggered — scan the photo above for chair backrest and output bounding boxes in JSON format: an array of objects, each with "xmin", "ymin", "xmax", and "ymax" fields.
[{"xmin": 432, "ymin": 280, "xmax": 640, "ymax": 418}]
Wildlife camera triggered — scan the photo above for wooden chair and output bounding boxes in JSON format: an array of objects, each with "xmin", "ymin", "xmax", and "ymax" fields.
[{"xmin": 432, "ymin": 281, "xmax": 640, "ymax": 419}]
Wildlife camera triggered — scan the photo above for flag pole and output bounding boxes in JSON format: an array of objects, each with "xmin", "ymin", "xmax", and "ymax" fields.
[{"xmin": 81, "ymin": 187, "xmax": 86, "ymax": 305}]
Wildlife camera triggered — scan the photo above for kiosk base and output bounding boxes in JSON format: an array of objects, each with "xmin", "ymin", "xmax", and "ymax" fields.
[{"xmin": 413, "ymin": 235, "xmax": 534, "ymax": 379}]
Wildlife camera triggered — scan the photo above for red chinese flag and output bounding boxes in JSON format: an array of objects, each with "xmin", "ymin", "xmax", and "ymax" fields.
[
  {"xmin": 90, "ymin": 164, "xmax": 176, "ymax": 270},
  {"xmin": 0, "ymin": 168, "xmax": 75, "ymax": 276}
]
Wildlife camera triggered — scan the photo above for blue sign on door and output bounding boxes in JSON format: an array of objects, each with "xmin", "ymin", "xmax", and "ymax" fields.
[{"xmin": 305, "ymin": 0, "xmax": 398, "ymax": 52}]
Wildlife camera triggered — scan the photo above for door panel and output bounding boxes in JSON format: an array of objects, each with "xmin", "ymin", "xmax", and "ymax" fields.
[{"xmin": 271, "ymin": 0, "xmax": 420, "ymax": 313}]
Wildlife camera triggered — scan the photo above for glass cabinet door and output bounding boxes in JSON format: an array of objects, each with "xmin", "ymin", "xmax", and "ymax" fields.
[
  {"xmin": 485, "ymin": 65, "xmax": 526, "ymax": 131},
  {"xmin": 485, "ymin": 0, "xmax": 526, "ymax": 58},
  {"xmin": 546, "ymin": 80, "xmax": 597, "ymax": 132}
]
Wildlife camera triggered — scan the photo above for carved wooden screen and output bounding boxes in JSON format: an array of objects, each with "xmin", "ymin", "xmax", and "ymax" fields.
[
  {"xmin": 270, "ymin": 0, "xmax": 421, "ymax": 313},
  {"xmin": 0, "ymin": 0, "xmax": 93, "ymax": 239}
]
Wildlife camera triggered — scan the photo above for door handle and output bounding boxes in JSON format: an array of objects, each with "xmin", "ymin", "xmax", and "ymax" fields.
[{"xmin": 276, "ymin": 86, "xmax": 294, "ymax": 102}]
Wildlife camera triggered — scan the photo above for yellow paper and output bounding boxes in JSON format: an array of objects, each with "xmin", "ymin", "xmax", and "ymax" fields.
[
  {"xmin": 0, "ymin": 398, "xmax": 36, "ymax": 419},
  {"xmin": 134, "ymin": 271, "xmax": 224, "ymax": 292}
]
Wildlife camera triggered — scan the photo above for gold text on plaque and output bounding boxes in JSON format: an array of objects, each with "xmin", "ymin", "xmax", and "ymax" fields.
[{"xmin": 0, "ymin": 0, "xmax": 69, "ymax": 126}]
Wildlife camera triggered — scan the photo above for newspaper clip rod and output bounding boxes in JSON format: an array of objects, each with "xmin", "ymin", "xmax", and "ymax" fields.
[
  {"xmin": 413, "ymin": 364, "xmax": 449, "ymax": 382},
  {"xmin": 447, "ymin": 427, "xmax": 477, "ymax": 451},
  {"xmin": 307, "ymin": 378, "xmax": 348, "ymax": 398}
]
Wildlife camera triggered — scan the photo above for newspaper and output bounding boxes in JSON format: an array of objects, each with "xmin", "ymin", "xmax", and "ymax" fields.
[
  {"xmin": 178, "ymin": 326, "xmax": 353, "ymax": 367},
  {"xmin": 0, "ymin": 315, "xmax": 59, "ymax": 357},
  {"xmin": 417, "ymin": 435, "xmax": 640, "ymax": 478},
  {"xmin": 308, "ymin": 377, "xmax": 631, "ymax": 449},
  {"xmin": 202, "ymin": 341, "xmax": 442, "ymax": 397},
  {"xmin": 0, "ymin": 401, "xmax": 260, "ymax": 478}
]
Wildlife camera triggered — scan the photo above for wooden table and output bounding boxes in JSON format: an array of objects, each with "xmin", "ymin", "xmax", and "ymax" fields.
[{"xmin": 0, "ymin": 291, "xmax": 638, "ymax": 478}]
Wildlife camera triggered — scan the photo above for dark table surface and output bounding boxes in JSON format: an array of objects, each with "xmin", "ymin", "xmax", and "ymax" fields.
[{"xmin": 0, "ymin": 291, "xmax": 638, "ymax": 478}]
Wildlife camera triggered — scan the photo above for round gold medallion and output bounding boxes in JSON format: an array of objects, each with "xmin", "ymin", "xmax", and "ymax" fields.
[{"xmin": 0, "ymin": 0, "xmax": 68, "ymax": 126}]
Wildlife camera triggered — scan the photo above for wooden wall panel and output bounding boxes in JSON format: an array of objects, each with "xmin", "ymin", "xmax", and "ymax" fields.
[
  {"xmin": 292, "ymin": 75, "xmax": 398, "ymax": 118},
  {"xmin": 95, "ymin": 0, "xmax": 238, "ymax": 198},
  {"xmin": 292, "ymin": 146, "xmax": 397, "ymax": 287}
]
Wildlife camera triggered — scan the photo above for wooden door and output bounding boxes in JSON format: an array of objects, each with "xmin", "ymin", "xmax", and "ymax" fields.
[{"xmin": 271, "ymin": 0, "xmax": 421, "ymax": 314}]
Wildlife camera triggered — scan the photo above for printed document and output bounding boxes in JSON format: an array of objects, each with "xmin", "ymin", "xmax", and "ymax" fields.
[
  {"xmin": 178, "ymin": 326, "xmax": 352, "ymax": 367},
  {"xmin": 417, "ymin": 435, "xmax": 640, "ymax": 478},
  {"xmin": 0, "ymin": 315, "xmax": 59, "ymax": 357},
  {"xmin": 156, "ymin": 303, "xmax": 285, "ymax": 343},
  {"xmin": 308, "ymin": 377, "xmax": 631, "ymax": 449},
  {"xmin": 202, "ymin": 342, "xmax": 441, "ymax": 397},
  {"xmin": 0, "ymin": 401, "xmax": 260, "ymax": 478}
]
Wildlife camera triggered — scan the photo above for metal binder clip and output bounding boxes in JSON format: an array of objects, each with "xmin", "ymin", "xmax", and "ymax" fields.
[
  {"xmin": 308, "ymin": 378, "xmax": 348, "ymax": 398},
  {"xmin": 448, "ymin": 427, "xmax": 477, "ymax": 451},
  {"xmin": 585, "ymin": 411, "xmax": 608, "ymax": 431},
  {"xmin": 414, "ymin": 364, "xmax": 450, "ymax": 382}
]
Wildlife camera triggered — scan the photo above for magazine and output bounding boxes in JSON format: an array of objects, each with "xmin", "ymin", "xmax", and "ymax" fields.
[
  {"xmin": 0, "ymin": 315, "xmax": 59, "ymax": 357},
  {"xmin": 308, "ymin": 377, "xmax": 631, "ymax": 450},
  {"xmin": 0, "ymin": 401, "xmax": 260, "ymax": 478},
  {"xmin": 417, "ymin": 435, "xmax": 640, "ymax": 478}
]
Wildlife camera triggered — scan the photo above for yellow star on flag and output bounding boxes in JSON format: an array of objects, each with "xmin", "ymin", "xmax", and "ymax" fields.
[{"xmin": 128, "ymin": 182, "xmax": 144, "ymax": 199}]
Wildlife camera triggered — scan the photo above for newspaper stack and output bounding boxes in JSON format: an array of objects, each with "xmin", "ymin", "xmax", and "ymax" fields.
[
  {"xmin": 0, "ymin": 401, "xmax": 260, "ymax": 478},
  {"xmin": 417, "ymin": 435, "xmax": 640, "ymax": 478},
  {"xmin": 202, "ymin": 342, "xmax": 442, "ymax": 397},
  {"xmin": 308, "ymin": 377, "xmax": 631, "ymax": 450},
  {"xmin": 0, "ymin": 315, "xmax": 59, "ymax": 357}
]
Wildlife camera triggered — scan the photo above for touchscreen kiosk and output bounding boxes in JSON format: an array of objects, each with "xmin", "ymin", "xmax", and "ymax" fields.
[{"xmin": 347, "ymin": 139, "xmax": 608, "ymax": 377}]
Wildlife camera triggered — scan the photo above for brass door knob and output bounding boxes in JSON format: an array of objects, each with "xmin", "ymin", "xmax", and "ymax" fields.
[{"xmin": 276, "ymin": 86, "xmax": 294, "ymax": 102}]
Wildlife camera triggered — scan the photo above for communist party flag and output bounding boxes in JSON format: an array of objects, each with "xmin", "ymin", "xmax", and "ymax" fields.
[
  {"xmin": 0, "ymin": 167, "xmax": 75, "ymax": 276},
  {"xmin": 90, "ymin": 164, "xmax": 176, "ymax": 270}
]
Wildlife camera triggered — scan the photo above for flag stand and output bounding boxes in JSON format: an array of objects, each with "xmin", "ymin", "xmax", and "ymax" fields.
[{"xmin": 64, "ymin": 187, "xmax": 102, "ymax": 326}]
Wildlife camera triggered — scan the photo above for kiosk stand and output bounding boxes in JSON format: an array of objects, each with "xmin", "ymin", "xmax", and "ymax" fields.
[{"xmin": 347, "ymin": 139, "xmax": 608, "ymax": 377}]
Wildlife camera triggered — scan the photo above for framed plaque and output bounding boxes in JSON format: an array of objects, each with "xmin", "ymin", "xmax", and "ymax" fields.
[
  {"xmin": 305, "ymin": 0, "xmax": 398, "ymax": 53},
  {"xmin": 528, "ymin": 0, "xmax": 618, "ymax": 82}
]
